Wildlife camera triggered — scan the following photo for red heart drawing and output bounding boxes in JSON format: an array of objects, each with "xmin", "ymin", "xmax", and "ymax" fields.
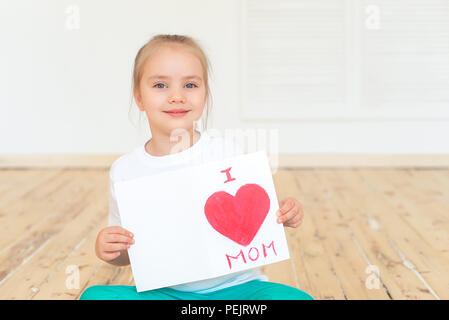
[{"xmin": 204, "ymin": 183, "xmax": 270, "ymax": 246}]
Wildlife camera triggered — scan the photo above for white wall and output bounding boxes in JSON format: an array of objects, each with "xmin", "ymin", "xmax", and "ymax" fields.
[{"xmin": 1, "ymin": 0, "xmax": 448, "ymax": 155}]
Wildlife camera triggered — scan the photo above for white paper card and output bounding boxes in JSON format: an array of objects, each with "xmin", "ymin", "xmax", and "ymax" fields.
[{"xmin": 114, "ymin": 150, "xmax": 290, "ymax": 292}]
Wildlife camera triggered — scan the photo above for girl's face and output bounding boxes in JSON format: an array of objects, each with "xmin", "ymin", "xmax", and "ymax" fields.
[{"xmin": 134, "ymin": 44, "xmax": 207, "ymax": 136}]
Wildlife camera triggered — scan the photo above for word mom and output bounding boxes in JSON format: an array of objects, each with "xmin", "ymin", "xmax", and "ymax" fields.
[{"xmin": 226, "ymin": 240, "xmax": 277, "ymax": 269}]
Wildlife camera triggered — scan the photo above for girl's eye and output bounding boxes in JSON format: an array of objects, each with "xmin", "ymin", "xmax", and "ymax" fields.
[
  {"xmin": 153, "ymin": 83, "xmax": 198, "ymax": 89},
  {"xmin": 185, "ymin": 83, "xmax": 198, "ymax": 89}
]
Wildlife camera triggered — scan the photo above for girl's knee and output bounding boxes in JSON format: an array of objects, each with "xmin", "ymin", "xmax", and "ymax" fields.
[
  {"xmin": 79, "ymin": 285, "xmax": 135, "ymax": 300},
  {"xmin": 284, "ymin": 288, "xmax": 314, "ymax": 300},
  {"xmin": 272, "ymin": 285, "xmax": 314, "ymax": 300},
  {"xmin": 262, "ymin": 288, "xmax": 313, "ymax": 300},
  {"xmin": 251, "ymin": 282, "xmax": 314, "ymax": 300},
  {"xmin": 79, "ymin": 285, "xmax": 106, "ymax": 300},
  {"xmin": 79, "ymin": 285, "xmax": 181, "ymax": 300}
]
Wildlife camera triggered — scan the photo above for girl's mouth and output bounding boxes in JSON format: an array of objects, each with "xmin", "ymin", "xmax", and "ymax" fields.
[{"xmin": 163, "ymin": 110, "xmax": 190, "ymax": 118}]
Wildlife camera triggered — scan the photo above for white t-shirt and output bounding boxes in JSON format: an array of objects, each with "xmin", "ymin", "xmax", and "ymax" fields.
[{"xmin": 108, "ymin": 130, "xmax": 268, "ymax": 293}]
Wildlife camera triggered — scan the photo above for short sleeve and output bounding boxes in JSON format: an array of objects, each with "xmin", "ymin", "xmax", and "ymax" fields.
[
  {"xmin": 232, "ymin": 138, "xmax": 245, "ymax": 156},
  {"xmin": 223, "ymin": 136, "xmax": 245, "ymax": 158},
  {"xmin": 108, "ymin": 167, "xmax": 122, "ymax": 226}
]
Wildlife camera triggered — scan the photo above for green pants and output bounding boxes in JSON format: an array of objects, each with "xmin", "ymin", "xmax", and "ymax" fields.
[{"xmin": 79, "ymin": 280, "xmax": 314, "ymax": 300}]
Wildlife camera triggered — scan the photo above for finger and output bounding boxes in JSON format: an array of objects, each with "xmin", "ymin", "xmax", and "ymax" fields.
[
  {"xmin": 276, "ymin": 200, "xmax": 290, "ymax": 217},
  {"xmin": 278, "ymin": 207, "xmax": 299, "ymax": 224},
  {"xmin": 293, "ymin": 206, "xmax": 304, "ymax": 222},
  {"xmin": 101, "ymin": 251, "xmax": 122, "ymax": 261},
  {"xmin": 293, "ymin": 218, "xmax": 303, "ymax": 228},
  {"xmin": 284, "ymin": 220, "xmax": 299, "ymax": 228},
  {"xmin": 294, "ymin": 215, "xmax": 304, "ymax": 227},
  {"xmin": 290, "ymin": 221, "xmax": 301, "ymax": 228},
  {"xmin": 278, "ymin": 198, "xmax": 286, "ymax": 208},
  {"xmin": 287, "ymin": 214, "xmax": 301, "ymax": 225},
  {"xmin": 284, "ymin": 214, "xmax": 302, "ymax": 227},
  {"xmin": 106, "ymin": 226, "xmax": 134, "ymax": 238},
  {"xmin": 104, "ymin": 233, "xmax": 134, "ymax": 244},
  {"xmin": 279, "ymin": 198, "xmax": 295, "ymax": 214},
  {"xmin": 103, "ymin": 242, "xmax": 130, "ymax": 252}
]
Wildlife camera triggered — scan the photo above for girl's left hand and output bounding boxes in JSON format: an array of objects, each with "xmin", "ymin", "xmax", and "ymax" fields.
[{"xmin": 276, "ymin": 197, "xmax": 304, "ymax": 228}]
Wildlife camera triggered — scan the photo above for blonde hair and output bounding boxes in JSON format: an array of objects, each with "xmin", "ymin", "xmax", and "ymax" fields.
[{"xmin": 130, "ymin": 34, "xmax": 213, "ymax": 132}]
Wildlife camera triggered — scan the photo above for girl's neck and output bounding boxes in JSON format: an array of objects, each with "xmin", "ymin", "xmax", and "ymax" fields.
[{"xmin": 145, "ymin": 128, "xmax": 201, "ymax": 157}]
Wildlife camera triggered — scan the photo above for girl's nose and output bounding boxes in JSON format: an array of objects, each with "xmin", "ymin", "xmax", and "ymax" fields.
[{"xmin": 168, "ymin": 93, "xmax": 185, "ymax": 104}]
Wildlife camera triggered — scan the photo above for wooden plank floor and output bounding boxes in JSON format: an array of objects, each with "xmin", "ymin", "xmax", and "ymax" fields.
[{"xmin": 0, "ymin": 168, "xmax": 448, "ymax": 300}]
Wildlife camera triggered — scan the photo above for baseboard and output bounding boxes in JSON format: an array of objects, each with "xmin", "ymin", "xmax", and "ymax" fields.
[
  {"xmin": 0, "ymin": 154, "xmax": 119, "ymax": 169},
  {"xmin": 278, "ymin": 154, "xmax": 449, "ymax": 168},
  {"xmin": 1, "ymin": 154, "xmax": 448, "ymax": 169}
]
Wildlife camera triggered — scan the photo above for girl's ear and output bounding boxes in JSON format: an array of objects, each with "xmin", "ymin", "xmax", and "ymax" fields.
[{"xmin": 133, "ymin": 87, "xmax": 144, "ymax": 111}]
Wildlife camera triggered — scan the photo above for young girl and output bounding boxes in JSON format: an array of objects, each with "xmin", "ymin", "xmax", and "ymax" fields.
[{"xmin": 80, "ymin": 34, "xmax": 313, "ymax": 300}]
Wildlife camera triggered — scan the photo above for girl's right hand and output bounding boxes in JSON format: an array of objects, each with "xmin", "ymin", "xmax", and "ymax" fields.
[{"xmin": 95, "ymin": 226, "xmax": 135, "ymax": 262}]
